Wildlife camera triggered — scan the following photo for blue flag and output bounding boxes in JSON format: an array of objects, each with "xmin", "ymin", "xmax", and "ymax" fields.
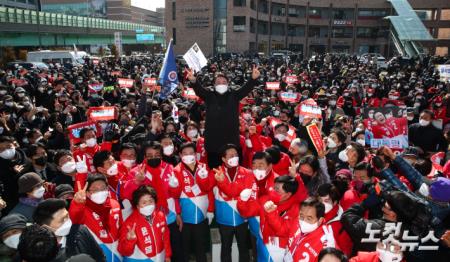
[{"xmin": 158, "ymin": 39, "xmax": 178, "ymax": 100}]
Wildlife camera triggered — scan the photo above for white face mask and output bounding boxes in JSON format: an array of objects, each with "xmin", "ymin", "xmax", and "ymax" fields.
[
  {"xmin": 327, "ymin": 138, "xmax": 337, "ymax": 149},
  {"xmin": 377, "ymin": 247, "xmax": 403, "ymax": 262},
  {"xmin": 89, "ymin": 190, "xmax": 109, "ymax": 204},
  {"xmin": 107, "ymin": 163, "xmax": 118, "ymax": 176},
  {"xmin": 0, "ymin": 148, "xmax": 15, "ymax": 160},
  {"xmin": 323, "ymin": 202, "xmax": 333, "ymax": 213},
  {"xmin": 328, "ymin": 100, "xmax": 336, "ymax": 106},
  {"xmin": 299, "ymin": 146, "xmax": 308, "ymax": 154},
  {"xmin": 187, "ymin": 129, "xmax": 198, "ymax": 138},
  {"xmin": 32, "ymin": 186, "xmax": 46, "ymax": 199},
  {"xmin": 419, "ymin": 119, "xmax": 430, "ymax": 127},
  {"xmin": 181, "ymin": 155, "xmax": 196, "ymax": 165},
  {"xmin": 299, "ymin": 219, "xmax": 319, "ymax": 234},
  {"xmin": 5, "ymin": 102, "xmax": 14, "ymax": 107},
  {"xmin": 243, "ymin": 113, "xmax": 252, "ymax": 120},
  {"xmin": 253, "ymin": 169, "xmax": 268, "ymax": 181},
  {"xmin": 339, "ymin": 150, "xmax": 349, "ymax": 162},
  {"xmin": 121, "ymin": 159, "xmax": 136, "ymax": 168},
  {"xmin": 61, "ymin": 161, "xmax": 76, "ymax": 174},
  {"xmin": 407, "ymin": 116, "xmax": 414, "ymax": 121},
  {"xmin": 215, "ymin": 84, "xmax": 228, "ymax": 94},
  {"xmin": 139, "ymin": 204, "xmax": 155, "ymax": 217},
  {"xmin": 85, "ymin": 138, "xmax": 97, "ymax": 147},
  {"xmin": 357, "ymin": 139, "xmax": 366, "ymax": 146},
  {"xmin": 55, "ymin": 219, "xmax": 72, "ymax": 237},
  {"xmin": 275, "ymin": 134, "xmax": 287, "ymax": 142},
  {"xmin": 3, "ymin": 233, "xmax": 21, "ymax": 249},
  {"xmin": 163, "ymin": 145, "xmax": 174, "ymax": 156},
  {"xmin": 227, "ymin": 156, "xmax": 239, "ymax": 167}
]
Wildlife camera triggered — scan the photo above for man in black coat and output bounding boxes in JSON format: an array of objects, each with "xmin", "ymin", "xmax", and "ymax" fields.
[
  {"xmin": 408, "ymin": 109, "xmax": 447, "ymax": 153},
  {"xmin": 189, "ymin": 65, "xmax": 260, "ymax": 168},
  {"xmin": 33, "ymin": 199, "xmax": 106, "ymax": 262}
]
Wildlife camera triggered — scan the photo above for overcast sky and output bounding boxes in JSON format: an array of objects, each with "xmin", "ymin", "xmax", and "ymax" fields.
[{"xmin": 132, "ymin": 0, "xmax": 165, "ymax": 11}]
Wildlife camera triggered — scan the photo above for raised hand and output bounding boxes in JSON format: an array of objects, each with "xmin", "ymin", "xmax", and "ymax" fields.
[
  {"xmin": 288, "ymin": 160, "xmax": 298, "ymax": 178},
  {"xmin": 75, "ymin": 155, "xmax": 88, "ymax": 173},
  {"xmin": 240, "ymin": 188, "xmax": 252, "ymax": 201},
  {"xmin": 168, "ymin": 174, "xmax": 179, "ymax": 188},
  {"xmin": 13, "ymin": 165, "xmax": 24, "ymax": 174},
  {"xmin": 263, "ymin": 200, "xmax": 277, "ymax": 213},
  {"xmin": 213, "ymin": 168, "xmax": 225, "ymax": 183},
  {"xmin": 251, "ymin": 64, "xmax": 261, "ymax": 80},
  {"xmin": 322, "ymin": 225, "xmax": 335, "ymax": 248},
  {"xmin": 126, "ymin": 223, "xmax": 137, "ymax": 240},
  {"xmin": 73, "ymin": 181, "xmax": 88, "ymax": 204},
  {"xmin": 135, "ymin": 164, "xmax": 146, "ymax": 182},
  {"xmin": 197, "ymin": 166, "xmax": 208, "ymax": 179},
  {"xmin": 187, "ymin": 68, "xmax": 196, "ymax": 82}
]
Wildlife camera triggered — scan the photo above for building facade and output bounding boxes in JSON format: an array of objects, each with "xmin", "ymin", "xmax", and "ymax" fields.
[
  {"xmin": 0, "ymin": 0, "xmax": 39, "ymax": 10},
  {"xmin": 165, "ymin": 0, "xmax": 450, "ymax": 57}
]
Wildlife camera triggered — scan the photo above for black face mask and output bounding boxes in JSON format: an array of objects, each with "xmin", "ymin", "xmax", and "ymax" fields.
[
  {"xmin": 178, "ymin": 116, "xmax": 188, "ymax": 124},
  {"xmin": 34, "ymin": 156, "xmax": 47, "ymax": 166},
  {"xmin": 300, "ymin": 173, "xmax": 313, "ymax": 185},
  {"xmin": 147, "ymin": 158, "xmax": 161, "ymax": 168}
]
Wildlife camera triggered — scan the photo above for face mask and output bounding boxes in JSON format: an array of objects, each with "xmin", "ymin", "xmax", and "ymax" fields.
[
  {"xmin": 55, "ymin": 219, "xmax": 72, "ymax": 237},
  {"xmin": 368, "ymin": 113, "xmax": 374, "ymax": 119},
  {"xmin": 273, "ymin": 110, "xmax": 280, "ymax": 117},
  {"xmin": 435, "ymin": 103, "xmax": 442, "ymax": 107},
  {"xmin": 34, "ymin": 155, "xmax": 47, "ymax": 166},
  {"xmin": 106, "ymin": 163, "xmax": 118, "ymax": 176},
  {"xmin": 253, "ymin": 169, "xmax": 268, "ymax": 181},
  {"xmin": 32, "ymin": 186, "xmax": 45, "ymax": 199},
  {"xmin": 419, "ymin": 119, "xmax": 430, "ymax": 127},
  {"xmin": 338, "ymin": 150, "xmax": 349, "ymax": 162},
  {"xmin": 299, "ymin": 146, "xmax": 308, "ymax": 154},
  {"xmin": 327, "ymin": 138, "xmax": 337, "ymax": 149},
  {"xmin": 0, "ymin": 148, "xmax": 15, "ymax": 160},
  {"xmin": 275, "ymin": 134, "xmax": 286, "ymax": 142},
  {"xmin": 121, "ymin": 159, "xmax": 136, "ymax": 168},
  {"xmin": 328, "ymin": 100, "xmax": 336, "ymax": 106},
  {"xmin": 299, "ymin": 219, "xmax": 319, "ymax": 234},
  {"xmin": 324, "ymin": 202, "xmax": 333, "ymax": 213},
  {"xmin": 3, "ymin": 233, "xmax": 21, "ymax": 249},
  {"xmin": 147, "ymin": 158, "xmax": 161, "ymax": 168},
  {"xmin": 215, "ymin": 84, "xmax": 228, "ymax": 94},
  {"xmin": 407, "ymin": 116, "xmax": 414, "ymax": 121},
  {"xmin": 89, "ymin": 190, "xmax": 109, "ymax": 204},
  {"xmin": 227, "ymin": 156, "xmax": 239, "ymax": 167},
  {"xmin": 414, "ymin": 102, "xmax": 421, "ymax": 108},
  {"xmin": 100, "ymin": 122, "xmax": 108, "ymax": 130},
  {"xmin": 0, "ymin": 127, "xmax": 3, "ymax": 135},
  {"xmin": 139, "ymin": 204, "xmax": 155, "ymax": 217},
  {"xmin": 61, "ymin": 161, "xmax": 76, "ymax": 174},
  {"xmin": 367, "ymin": 93, "xmax": 373, "ymax": 97},
  {"xmin": 357, "ymin": 139, "xmax": 365, "ymax": 146},
  {"xmin": 85, "ymin": 138, "xmax": 97, "ymax": 147},
  {"xmin": 163, "ymin": 145, "xmax": 174, "ymax": 156},
  {"xmin": 187, "ymin": 129, "xmax": 198, "ymax": 138},
  {"xmin": 200, "ymin": 128, "xmax": 205, "ymax": 135},
  {"xmin": 5, "ymin": 102, "xmax": 13, "ymax": 107},
  {"xmin": 389, "ymin": 96, "xmax": 398, "ymax": 100},
  {"xmin": 178, "ymin": 116, "xmax": 188, "ymax": 124},
  {"xmin": 377, "ymin": 248, "xmax": 403, "ymax": 262},
  {"xmin": 0, "ymin": 90, "xmax": 7, "ymax": 95},
  {"xmin": 243, "ymin": 113, "xmax": 252, "ymax": 120},
  {"xmin": 181, "ymin": 155, "xmax": 196, "ymax": 165},
  {"xmin": 17, "ymin": 93, "xmax": 25, "ymax": 98}
]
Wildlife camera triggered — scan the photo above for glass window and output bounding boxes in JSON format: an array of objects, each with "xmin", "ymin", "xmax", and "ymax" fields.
[
  {"xmin": 415, "ymin": 10, "xmax": 433, "ymax": 20},
  {"xmin": 357, "ymin": 27, "xmax": 379, "ymax": 38},
  {"xmin": 288, "ymin": 5, "xmax": 306, "ymax": 18},
  {"xmin": 250, "ymin": 17, "xmax": 256, "ymax": 33},
  {"xmin": 258, "ymin": 0, "xmax": 268, "ymax": 14},
  {"xmin": 309, "ymin": 8, "xmax": 329, "ymax": 19},
  {"xmin": 332, "ymin": 27, "xmax": 353, "ymax": 38},
  {"xmin": 441, "ymin": 9, "xmax": 450, "ymax": 21},
  {"xmin": 250, "ymin": 0, "xmax": 256, "ymax": 10},
  {"xmin": 438, "ymin": 28, "xmax": 450, "ymax": 39},
  {"xmin": 172, "ymin": 2, "xmax": 176, "ymax": 20},
  {"xmin": 271, "ymin": 22, "xmax": 285, "ymax": 36},
  {"xmin": 288, "ymin": 25, "xmax": 305, "ymax": 36},
  {"xmin": 173, "ymin": 27, "xmax": 176, "ymax": 45},
  {"xmin": 233, "ymin": 16, "xmax": 246, "ymax": 32},
  {"xmin": 258, "ymin": 20, "xmax": 268, "ymax": 35},
  {"xmin": 308, "ymin": 26, "xmax": 328, "ymax": 38},
  {"xmin": 289, "ymin": 44, "xmax": 303, "ymax": 52},
  {"xmin": 358, "ymin": 9, "xmax": 388, "ymax": 19},
  {"xmin": 234, "ymin": 0, "xmax": 246, "ymax": 7},
  {"xmin": 333, "ymin": 9, "xmax": 354, "ymax": 20},
  {"xmin": 272, "ymin": 3, "xmax": 286, "ymax": 16},
  {"xmin": 62, "ymin": 58, "xmax": 72, "ymax": 64}
]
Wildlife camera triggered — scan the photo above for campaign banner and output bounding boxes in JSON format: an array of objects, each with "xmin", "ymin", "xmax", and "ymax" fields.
[
  {"xmin": 299, "ymin": 104, "xmax": 322, "ymax": 119},
  {"xmin": 279, "ymin": 92, "xmax": 299, "ymax": 103},
  {"xmin": 268, "ymin": 117, "xmax": 297, "ymax": 142},
  {"xmin": 285, "ymin": 75, "xmax": 298, "ymax": 85},
  {"xmin": 143, "ymin": 78, "xmax": 157, "ymax": 87},
  {"xmin": 118, "ymin": 78, "xmax": 135, "ymax": 88},
  {"xmin": 436, "ymin": 64, "xmax": 450, "ymax": 82},
  {"xmin": 183, "ymin": 43, "xmax": 208, "ymax": 72},
  {"xmin": 111, "ymin": 71, "xmax": 122, "ymax": 77},
  {"xmin": 87, "ymin": 106, "xmax": 117, "ymax": 122},
  {"xmin": 266, "ymin": 82, "xmax": 280, "ymax": 90},
  {"xmin": 183, "ymin": 87, "xmax": 199, "ymax": 100},
  {"xmin": 363, "ymin": 107, "xmax": 408, "ymax": 149},
  {"xmin": 306, "ymin": 124, "xmax": 325, "ymax": 153},
  {"xmin": 88, "ymin": 83, "xmax": 104, "ymax": 92},
  {"xmin": 67, "ymin": 121, "xmax": 102, "ymax": 145}
]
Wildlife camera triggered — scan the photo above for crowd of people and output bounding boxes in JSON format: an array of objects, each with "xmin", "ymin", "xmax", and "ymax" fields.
[{"xmin": 0, "ymin": 52, "xmax": 449, "ymax": 262}]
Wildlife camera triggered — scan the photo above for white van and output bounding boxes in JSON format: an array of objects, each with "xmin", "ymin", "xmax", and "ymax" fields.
[{"xmin": 27, "ymin": 51, "xmax": 85, "ymax": 66}]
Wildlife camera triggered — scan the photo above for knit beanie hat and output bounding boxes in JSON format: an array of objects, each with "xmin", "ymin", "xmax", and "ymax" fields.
[
  {"xmin": 430, "ymin": 177, "xmax": 450, "ymax": 202},
  {"xmin": 0, "ymin": 214, "xmax": 27, "ymax": 236},
  {"xmin": 54, "ymin": 184, "xmax": 74, "ymax": 199},
  {"xmin": 18, "ymin": 172, "xmax": 44, "ymax": 194}
]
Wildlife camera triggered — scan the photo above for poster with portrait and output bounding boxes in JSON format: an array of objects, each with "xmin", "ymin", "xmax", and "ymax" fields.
[{"xmin": 362, "ymin": 107, "xmax": 408, "ymax": 149}]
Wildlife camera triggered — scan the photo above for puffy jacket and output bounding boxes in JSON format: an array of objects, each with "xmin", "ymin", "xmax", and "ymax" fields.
[
  {"xmin": 69, "ymin": 198, "xmax": 123, "ymax": 262},
  {"xmin": 118, "ymin": 210, "xmax": 171, "ymax": 262},
  {"xmin": 171, "ymin": 162, "xmax": 214, "ymax": 224},
  {"xmin": 64, "ymin": 224, "xmax": 106, "ymax": 262}
]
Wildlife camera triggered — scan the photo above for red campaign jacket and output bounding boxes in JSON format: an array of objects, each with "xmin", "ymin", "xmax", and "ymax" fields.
[
  {"xmin": 69, "ymin": 198, "xmax": 122, "ymax": 243},
  {"xmin": 364, "ymin": 97, "xmax": 381, "ymax": 108},
  {"xmin": 118, "ymin": 210, "xmax": 172, "ymax": 260},
  {"xmin": 122, "ymin": 162, "xmax": 180, "ymax": 224},
  {"xmin": 73, "ymin": 142, "xmax": 112, "ymax": 174},
  {"xmin": 371, "ymin": 123, "xmax": 395, "ymax": 138},
  {"xmin": 273, "ymin": 152, "xmax": 292, "ymax": 176},
  {"xmin": 340, "ymin": 187, "xmax": 363, "ymax": 211},
  {"xmin": 386, "ymin": 117, "xmax": 408, "ymax": 137},
  {"xmin": 74, "ymin": 171, "xmax": 119, "ymax": 202},
  {"xmin": 286, "ymin": 224, "xmax": 335, "ymax": 262},
  {"xmin": 432, "ymin": 107, "xmax": 449, "ymax": 125},
  {"xmin": 337, "ymin": 96, "xmax": 357, "ymax": 108},
  {"xmin": 238, "ymin": 194, "xmax": 299, "ymax": 249},
  {"xmin": 212, "ymin": 165, "xmax": 254, "ymax": 201},
  {"xmin": 240, "ymin": 135, "xmax": 253, "ymax": 169},
  {"xmin": 249, "ymin": 133, "xmax": 273, "ymax": 153},
  {"xmin": 324, "ymin": 205, "xmax": 353, "ymax": 257}
]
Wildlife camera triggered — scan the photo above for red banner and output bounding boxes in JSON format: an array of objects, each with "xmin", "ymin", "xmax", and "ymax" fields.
[
  {"xmin": 306, "ymin": 124, "xmax": 325, "ymax": 153},
  {"xmin": 67, "ymin": 121, "xmax": 102, "ymax": 145},
  {"xmin": 143, "ymin": 78, "xmax": 157, "ymax": 87},
  {"xmin": 118, "ymin": 78, "xmax": 135, "ymax": 88},
  {"xmin": 183, "ymin": 88, "xmax": 199, "ymax": 100},
  {"xmin": 279, "ymin": 92, "xmax": 299, "ymax": 103},
  {"xmin": 299, "ymin": 103, "xmax": 322, "ymax": 119},
  {"xmin": 266, "ymin": 82, "xmax": 280, "ymax": 90},
  {"xmin": 285, "ymin": 75, "xmax": 298, "ymax": 85},
  {"xmin": 87, "ymin": 106, "xmax": 118, "ymax": 122},
  {"xmin": 111, "ymin": 71, "xmax": 122, "ymax": 77}
]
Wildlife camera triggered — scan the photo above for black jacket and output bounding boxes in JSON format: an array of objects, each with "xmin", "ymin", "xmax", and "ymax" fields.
[
  {"xmin": 192, "ymin": 79, "xmax": 258, "ymax": 153},
  {"xmin": 408, "ymin": 123, "xmax": 447, "ymax": 153}
]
